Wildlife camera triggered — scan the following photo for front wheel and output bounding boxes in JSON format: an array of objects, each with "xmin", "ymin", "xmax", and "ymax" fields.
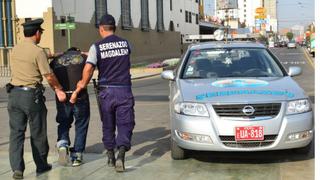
[{"xmin": 171, "ymin": 138, "xmax": 187, "ymax": 160}]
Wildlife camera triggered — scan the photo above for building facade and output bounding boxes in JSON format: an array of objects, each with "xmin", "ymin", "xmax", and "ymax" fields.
[
  {"xmin": 4, "ymin": 0, "xmax": 200, "ymax": 65},
  {"xmin": 262, "ymin": 0, "xmax": 277, "ymax": 32},
  {"xmin": 215, "ymin": 0, "xmax": 262, "ymax": 31},
  {"xmin": 238, "ymin": 0, "xmax": 261, "ymax": 30},
  {"xmin": 262, "ymin": 0, "xmax": 276, "ymax": 19}
]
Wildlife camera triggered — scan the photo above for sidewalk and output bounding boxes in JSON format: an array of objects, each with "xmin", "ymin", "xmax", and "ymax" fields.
[
  {"xmin": 0, "ymin": 67, "xmax": 163, "ymax": 88},
  {"xmin": 0, "ymin": 151, "xmax": 180, "ymax": 180},
  {"xmin": 0, "ymin": 67, "xmax": 163, "ymax": 104}
]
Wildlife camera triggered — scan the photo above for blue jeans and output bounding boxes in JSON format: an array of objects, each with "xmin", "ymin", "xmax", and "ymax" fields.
[{"xmin": 56, "ymin": 93, "xmax": 90, "ymax": 153}]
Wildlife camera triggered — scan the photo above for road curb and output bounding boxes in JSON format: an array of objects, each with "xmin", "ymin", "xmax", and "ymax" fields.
[
  {"xmin": 131, "ymin": 73, "xmax": 162, "ymax": 80},
  {"xmin": 302, "ymin": 47, "xmax": 315, "ymax": 68}
]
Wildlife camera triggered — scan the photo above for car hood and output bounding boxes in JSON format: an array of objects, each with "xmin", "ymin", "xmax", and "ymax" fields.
[{"xmin": 178, "ymin": 77, "xmax": 307, "ymax": 103}]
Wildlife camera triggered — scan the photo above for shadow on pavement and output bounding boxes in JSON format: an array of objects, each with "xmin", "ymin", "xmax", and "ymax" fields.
[
  {"xmin": 85, "ymin": 127, "xmax": 170, "ymax": 171},
  {"xmin": 85, "ymin": 127, "xmax": 170, "ymax": 154},
  {"xmin": 188, "ymin": 140, "xmax": 314, "ymax": 164}
]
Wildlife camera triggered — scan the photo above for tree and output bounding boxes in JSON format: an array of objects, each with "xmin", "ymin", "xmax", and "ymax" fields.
[{"xmin": 286, "ymin": 32, "xmax": 294, "ymax": 41}]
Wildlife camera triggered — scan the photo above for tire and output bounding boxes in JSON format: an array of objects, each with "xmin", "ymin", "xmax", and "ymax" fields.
[
  {"xmin": 293, "ymin": 142, "xmax": 312, "ymax": 154},
  {"xmin": 171, "ymin": 138, "xmax": 187, "ymax": 160}
]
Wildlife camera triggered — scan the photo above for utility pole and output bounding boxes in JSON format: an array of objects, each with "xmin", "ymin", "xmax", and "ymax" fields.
[{"xmin": 225, "ymin": 9, "xmax": 229, "ymax": 43}]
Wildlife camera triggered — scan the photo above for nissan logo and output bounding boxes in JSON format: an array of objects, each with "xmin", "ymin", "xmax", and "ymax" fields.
[{"xmin": 242, "ymin": 106, "xmax": 255, "ymax": 116}]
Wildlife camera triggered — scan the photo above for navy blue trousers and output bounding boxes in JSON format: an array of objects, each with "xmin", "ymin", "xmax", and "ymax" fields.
[{"xmin": 99, "ymin": 87, "xmax": 135, "ymax": 151}]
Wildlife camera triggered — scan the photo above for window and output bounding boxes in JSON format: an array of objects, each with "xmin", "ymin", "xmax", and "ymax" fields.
[
  {"xmin": 1, "ymin": 0, "xmax": 14, "ymax": 47},
  {"xmin": 121, "ymin": 0, "xmax": 133, "ymax": 30},
  {"xmin": 189, "ymin": 12, "xmax": 192, "ymax": 23},
  {"xmin": 95, "ymin": 0, "xmax": 107, "ymax": 27},
  {"xmin": 185, "ymin": 11, "xmax": 188, "ymax": 22},
  {"xmin": 141, "ymin": 0, "xmax": 150, "ymax": 31},
  {"xmin": 196, "ymin": 14, "xmax": 199, "ymax": 24},
  {"xmin": 156, "ymin": 0, "xmax": 164, "ymax": 32},
  {"xmin": 195, "ymin": 0, "xmax": 198, "ymax": 3},
  {"xmin": 182, "ymin": 49, "xmax": 284, "ymax": 79},
  {"xmin": 170, "ymin": 0, "xmax": 172, "ymax": 11},
  {"xmin": 169, "ymin": 21, "xmax": 174, "ymax": 31}
]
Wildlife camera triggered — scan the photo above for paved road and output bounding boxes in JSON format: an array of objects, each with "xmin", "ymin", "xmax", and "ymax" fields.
[{"xmin": 0, "ymin": 46, "xmax": 315, "ymax": 179}]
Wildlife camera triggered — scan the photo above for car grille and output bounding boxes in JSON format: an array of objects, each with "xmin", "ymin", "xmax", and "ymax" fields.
[
  {"xmin": 213, "ymin": 103, "xmax": 281, "ymax": 117},
  {"xmin": 219, "ymin": 135, "xmax": 278, "ymax": 148}
]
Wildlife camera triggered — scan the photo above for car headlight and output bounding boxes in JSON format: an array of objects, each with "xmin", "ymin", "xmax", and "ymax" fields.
[
  {"xmin": 174, "ymin": 102, "xmax": 209, "ymax": 117},
  {"xmin": 286, "ymin": 99, "xmax": 311, "ymax": 115}
]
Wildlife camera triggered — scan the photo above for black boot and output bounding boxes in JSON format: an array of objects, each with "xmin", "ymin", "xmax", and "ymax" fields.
[
  {"xmin": 106, "ymin": 150, "xmax": 116, "ymax": 167},
  {"xmin": 115, "ymin": 146, "xmax": 126, "ymax": 172}
]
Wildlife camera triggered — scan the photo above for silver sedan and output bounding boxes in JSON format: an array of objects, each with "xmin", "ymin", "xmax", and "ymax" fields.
[
  {"xmin": 287, "ymin": 41, "xmax": 297, "ymax": 49},
  {"xmin": 162, "ymin": 42, "xmax": 313, "ymax": 159}
]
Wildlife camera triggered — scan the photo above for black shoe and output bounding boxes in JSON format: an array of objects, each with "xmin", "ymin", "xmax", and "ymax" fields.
[
  {"xmin": 12, "ymin": 170, "xmax": 23, "ymax": 179},
  {"xmin": 107, "ymin": 150, "xmax": 116, "ymax": 167},
  {"xmin": 36, "ymin": 164, "xmax": 52, "ymax": 176},
  {"xmin": 115, "ymin": 146, "xmax": 126, "ymax": 172}
]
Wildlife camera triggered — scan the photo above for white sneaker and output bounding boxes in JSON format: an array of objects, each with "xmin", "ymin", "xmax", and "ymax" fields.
[
  {"xmin": 58, "ymin": 146, "xmax": 69, "ymax": 166},
  {"xmin": 72, "ymin": 153, "xmax": 83, "ymax": 167}
]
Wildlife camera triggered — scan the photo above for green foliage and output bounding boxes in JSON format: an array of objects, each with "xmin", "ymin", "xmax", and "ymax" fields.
[
  {"xmin": 257, "ymin": 35, "xmax": 268, "ymax": 43},
  {"xmin": 286, "ymin": 32, "xmax": 294, "ymax": 41}
]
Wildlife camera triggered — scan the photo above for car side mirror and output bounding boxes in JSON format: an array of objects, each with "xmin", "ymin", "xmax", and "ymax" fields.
[
  {"xmin": 161, "ymin": 70, "xmax": 175, "ymax": 81},
  {"xmin": 288, "ymin": 66, "xmax": 302, "ymax": 77}
]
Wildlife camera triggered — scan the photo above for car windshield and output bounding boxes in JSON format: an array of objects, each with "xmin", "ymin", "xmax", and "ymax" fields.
[{"xmin": 182, "ymin": 48, "xmax": 285, "ymax": 79}]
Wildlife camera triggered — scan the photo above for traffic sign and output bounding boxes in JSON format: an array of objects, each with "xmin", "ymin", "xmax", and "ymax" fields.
[
  {"xmin": 255, "ymin": 19, "xmax": 266, "ymax": 24},
  {"xmin": 255, "ymin": 15, "xmax": 266, "ymax": 19},
  {"xmin": 54, "ymin": 23, "xmax": 76, "ymax": 30},
  {"xmin": 256, "ymin": 7, "xmax": 266, "ymax": 14}
]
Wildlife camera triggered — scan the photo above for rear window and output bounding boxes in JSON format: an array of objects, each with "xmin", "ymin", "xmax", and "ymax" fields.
[{"xmin": 181, "ymin": 48, "xmax": 285, "ymax": 79}]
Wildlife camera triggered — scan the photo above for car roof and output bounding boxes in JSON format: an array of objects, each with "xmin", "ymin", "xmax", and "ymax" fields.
[{"xmin": 189, "ymin": 41, "xmax": 266, "ymax": 51}]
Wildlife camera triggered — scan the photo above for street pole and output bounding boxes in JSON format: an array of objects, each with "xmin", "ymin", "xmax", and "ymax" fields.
[
  {"xmin": 225, "ymin": 9, "xmax": 229, "ymax": 43},
  {"xmin": 67, "ymin": 28, "xmax": 71, "ymax": 48}
]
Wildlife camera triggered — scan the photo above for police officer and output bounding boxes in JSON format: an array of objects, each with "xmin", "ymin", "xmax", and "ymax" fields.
[
  {"xmin": 70, "ymin": 14, "xmax": 135, "ymax": 172},
  {"xmin": 50, "ymin": 47, "xmax": 90, "ymax": 167},
  {"xmin": 8, "ymin": 18, "xmax": 66, "ymax": 179}
]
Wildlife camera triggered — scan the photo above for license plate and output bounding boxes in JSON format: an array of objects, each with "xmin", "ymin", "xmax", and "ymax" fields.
[{"xmin": 235, "ymin": 126, "xmax": 264, "ymax": 141}]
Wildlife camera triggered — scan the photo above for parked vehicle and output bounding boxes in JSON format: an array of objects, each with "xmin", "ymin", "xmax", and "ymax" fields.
[
  {"xmin": 310, "ymin": 33, "xmax": 315, "ymax": 57},
  {"xmin": 162, "ymin": 41, "xmax": 314, "ymax": 160},
  {"xmin": 268, "ymin": 41, "xmax": 275, "ymax": 48},
  {"xmin": 279, "ymin": 41, "xmax": 287, "ymax": 47},
  {"xmin": 287, "ymin": 41, "xmax": 297, "ymax": 49}
]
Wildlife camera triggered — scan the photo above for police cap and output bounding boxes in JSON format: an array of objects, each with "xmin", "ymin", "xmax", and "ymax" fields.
[
  {"xmin": 22, "ymin": 18, "xmax": 44, "ymax": 31},
  {"xmin": 99, "ymin": 14, "xmax": 115, "ymax": 26}
]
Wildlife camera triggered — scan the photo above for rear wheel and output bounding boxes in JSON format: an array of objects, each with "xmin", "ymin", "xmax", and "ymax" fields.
[{"xmin": 171, "ymin": 138, "xmax": 187, "ymax": 160}]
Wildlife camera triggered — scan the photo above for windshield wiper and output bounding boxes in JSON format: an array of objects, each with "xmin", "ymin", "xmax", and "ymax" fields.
[{"xmin": 183, "ymin": 76, "xmax": 206, "ymax": 79}]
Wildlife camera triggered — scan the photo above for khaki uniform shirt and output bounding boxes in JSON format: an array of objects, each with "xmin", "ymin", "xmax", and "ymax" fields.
[{"xmin": 10, "ymin": 39, "xmax": 52, "ymax": 88}]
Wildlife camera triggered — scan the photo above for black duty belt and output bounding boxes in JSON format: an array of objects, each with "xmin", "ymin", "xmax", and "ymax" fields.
[{"xmin": 13, "ymin": 86, "xmax": 35, "ymax": 91}]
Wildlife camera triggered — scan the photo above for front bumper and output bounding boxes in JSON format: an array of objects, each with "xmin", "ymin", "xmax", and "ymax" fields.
[{"xmin": 171, "ymin": 111, "xmax": 313, "ymax": 151}]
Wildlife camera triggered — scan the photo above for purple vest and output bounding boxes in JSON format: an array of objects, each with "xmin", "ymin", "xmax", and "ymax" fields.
[{"xmin": 95, "ymin": 35, "xmax": 131, "ymax": 86}]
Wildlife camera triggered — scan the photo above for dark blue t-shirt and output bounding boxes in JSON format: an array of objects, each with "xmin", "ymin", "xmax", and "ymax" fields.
[{"xmin": 87, "ymin": 35, "xmax": 131, "ymax": 86}]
